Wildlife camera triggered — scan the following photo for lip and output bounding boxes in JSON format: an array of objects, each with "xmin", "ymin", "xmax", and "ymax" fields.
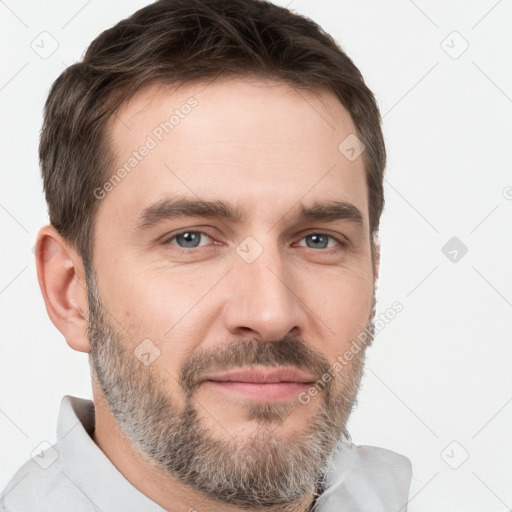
[
  {"xmin": 204, "ymin": 367, "xmax": 316, "ymax": 384},
  {"xmin": 202, "ymin": 367, "xmax": 316, "ymax": 402}
]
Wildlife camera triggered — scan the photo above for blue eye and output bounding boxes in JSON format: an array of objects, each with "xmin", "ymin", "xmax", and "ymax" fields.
[
  {"xmin": 297, "ymin": 234, "xmax": 343, "ymax": 250},
  {"xmin": 167, "ymin": 231, "xmax": 212, "ymax": 248},
  {"xmin": 162, "ymin": 231, "xmax": 345, "ymax": 253}
]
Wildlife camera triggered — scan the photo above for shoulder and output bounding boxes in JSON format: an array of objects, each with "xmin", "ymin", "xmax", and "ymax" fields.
[
  {"xmin": 314, "ymin": 443, "xmax": 413, "ymax": 512},
  {"xmin": 1, "ymin": 445, "xmax": 96, "ymax": 512},
  {"xmin": 351, "ymin": 444, "xmax": 413, "ymax": 477}
]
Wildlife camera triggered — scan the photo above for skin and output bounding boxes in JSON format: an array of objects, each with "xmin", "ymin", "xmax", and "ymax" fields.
[{"xmin": 36, "ymin": 78, "xmax": 379, "ymax": 512}]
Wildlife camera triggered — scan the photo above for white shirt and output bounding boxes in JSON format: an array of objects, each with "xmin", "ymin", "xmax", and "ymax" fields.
[{"xmin": 1, "ymin": 396, "xmax": 412, "ymax": 511}]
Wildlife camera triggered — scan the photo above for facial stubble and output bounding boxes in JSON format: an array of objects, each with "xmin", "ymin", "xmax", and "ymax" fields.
[{"xmin": 86, "ymin": 270, "xmax": 374, "ymax": 510}]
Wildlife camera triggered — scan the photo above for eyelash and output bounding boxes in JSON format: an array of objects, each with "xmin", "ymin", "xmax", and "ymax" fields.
[{"xmin": 162, "ymin": 230, "xmax": 347, "ymax": 254}]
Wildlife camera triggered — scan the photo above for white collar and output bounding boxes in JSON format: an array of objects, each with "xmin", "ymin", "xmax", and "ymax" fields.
[{"xmin": 59, "ymin": 395, "xmax": 412, "ymax": 511}]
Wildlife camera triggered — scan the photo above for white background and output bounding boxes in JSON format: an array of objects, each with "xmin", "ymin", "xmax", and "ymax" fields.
[{"xmin": 1, "ymin": 1, "xmax": 511, "ymax": 510}]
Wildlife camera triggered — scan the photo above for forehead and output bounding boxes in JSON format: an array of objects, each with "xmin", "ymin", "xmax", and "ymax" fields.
[{"xmin": 102, "ymin": 77, "xmax": 368, "ymax": 229}]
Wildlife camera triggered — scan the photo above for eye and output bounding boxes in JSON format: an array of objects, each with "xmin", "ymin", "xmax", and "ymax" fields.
[
  {"xmin": 295, "ymin": 233, "xmax": 345, "ymax": 251},
  {"xmin": 165, "ymin": 231, "xmax": 213, "ymax": 249},
  {"xmin": 161, "ymin": 230, "xmax": 346, "ymax": 252}
]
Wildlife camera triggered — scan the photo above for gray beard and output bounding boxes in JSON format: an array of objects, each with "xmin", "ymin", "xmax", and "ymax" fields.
[{"xmin": 86, "ymin": 270, "xmax": 373, "ymax": 510}]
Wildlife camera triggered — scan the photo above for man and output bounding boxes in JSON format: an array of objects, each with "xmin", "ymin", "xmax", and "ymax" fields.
[{"xmin": 1, "ymin": 0, "xmax": 412, "ymax": 510}]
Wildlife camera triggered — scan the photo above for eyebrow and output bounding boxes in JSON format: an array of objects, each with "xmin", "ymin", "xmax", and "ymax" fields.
[{"xmin": 134, "ymin": 197, "xmax": 364, "ymax": 230}]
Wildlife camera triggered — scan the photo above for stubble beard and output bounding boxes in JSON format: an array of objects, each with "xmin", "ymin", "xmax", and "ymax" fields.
[{"xmin": 86, "ymin": 270, "xmax": 374, "ymax": 510}]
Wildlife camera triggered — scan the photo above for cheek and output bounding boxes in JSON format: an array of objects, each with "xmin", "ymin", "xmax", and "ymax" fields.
[
  {"xmin": 301, "ymin": 266, "xmax": 374, "ymax": 354},
  {"xmin": 103, "ymin": 259, "xmax": 212, "ymax": 327},
  {"xmin": 100, "ymin": 263, "xmax": 221, "ymax": 375}
]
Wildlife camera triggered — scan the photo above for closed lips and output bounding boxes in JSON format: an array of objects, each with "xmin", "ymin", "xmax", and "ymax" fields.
[{"xmin": 204, "ymin": 368, "xmax": 316, "ymax": 384}]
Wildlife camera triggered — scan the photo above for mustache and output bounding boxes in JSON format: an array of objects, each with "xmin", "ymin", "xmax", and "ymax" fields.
[{"xmin": 179, "ymin": 338, "xmax": 332, "ymax": 396}]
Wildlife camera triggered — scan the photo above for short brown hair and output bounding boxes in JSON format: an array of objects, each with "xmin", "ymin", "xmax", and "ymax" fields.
[{"xmin": 40, "ymin": 0, "xmax": 385, "ymax": 270}]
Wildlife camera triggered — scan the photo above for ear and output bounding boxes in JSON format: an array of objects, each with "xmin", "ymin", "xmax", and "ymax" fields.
[{"xmin": 35, "ymin": 225, "xmax": 91, "ymax": 353}]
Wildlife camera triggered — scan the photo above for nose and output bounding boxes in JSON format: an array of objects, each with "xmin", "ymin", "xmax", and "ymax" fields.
[{"xmin": 222, "ymin": 242, "xmax": 306, "ymax": 342}]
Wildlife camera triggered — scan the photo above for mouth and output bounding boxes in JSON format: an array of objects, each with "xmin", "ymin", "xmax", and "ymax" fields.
[{"xmin": 202, "ymin": 367, "xmax": 316, "ymax": 402}]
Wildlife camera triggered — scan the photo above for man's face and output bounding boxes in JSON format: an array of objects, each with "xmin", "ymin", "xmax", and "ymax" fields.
[{"xmin": 87, "ymin": 78, "xmax": 376, "ymax": 507}]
